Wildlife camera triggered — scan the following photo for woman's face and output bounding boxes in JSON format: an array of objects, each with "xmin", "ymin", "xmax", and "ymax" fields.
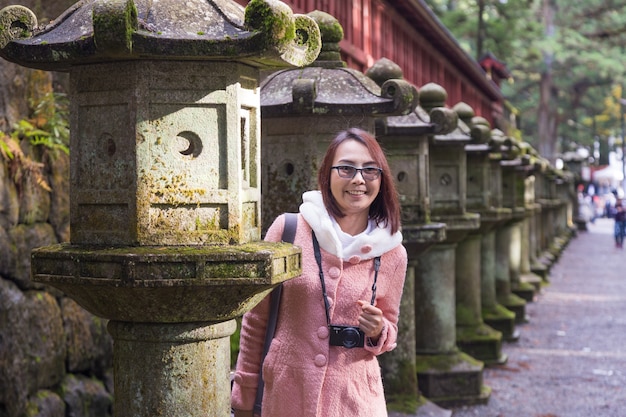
[{"xmin": 329, "ymin": 139, "xmax": 381, "ymax": 218}]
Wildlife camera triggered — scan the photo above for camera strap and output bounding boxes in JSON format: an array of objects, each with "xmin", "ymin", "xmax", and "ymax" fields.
[{"xmin": 311, "ymin": 232, "xmax": 381, "ymax": 327}]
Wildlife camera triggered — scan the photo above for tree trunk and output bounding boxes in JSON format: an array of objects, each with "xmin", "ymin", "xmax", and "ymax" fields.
[
  {"xmin": 537, "ymin": 0, "xmax": 558, "ymax": 163},
  {"xmin": 476, "ymin": 0, "xmax": 485, "ymax": 59}
]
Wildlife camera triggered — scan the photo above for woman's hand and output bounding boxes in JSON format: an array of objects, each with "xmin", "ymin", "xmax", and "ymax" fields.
[
  {"xmin": 357, "ymin": 300, "xmax": 384, "ymax": 340},
  {"xmin": 233, "ymin": 409, "xmax": 254, "ymax": 417}
]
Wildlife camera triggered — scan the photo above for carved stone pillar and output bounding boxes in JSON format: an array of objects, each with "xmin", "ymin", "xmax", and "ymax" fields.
[{"xmin": 0, "ymin": 1, "xmax": 321, "ymax": 415}]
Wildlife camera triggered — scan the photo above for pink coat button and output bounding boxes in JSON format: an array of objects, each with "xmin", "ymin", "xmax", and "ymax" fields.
[
  {"xmin": 314, "ymin": 354, "xmax": 327, "ymax": 367},
  {"xmin": 328, "ymin": 267, "xmax": 341, "ymax": 278},
  {"xmin": 361, "ymin": 245, "xmax": 373, "ymax": 254},
  {"xmin": 349, "ymin": 255, "xmax": 361, "ymax": 264},
  {"xmin": 317, "ymin": 326, "xmax": 329, "ymax": 339}
]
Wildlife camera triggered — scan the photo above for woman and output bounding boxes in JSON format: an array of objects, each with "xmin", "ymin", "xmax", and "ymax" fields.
[{"xmin": 231, "ymin": 128, "xmax": 408, "ymax": 416}]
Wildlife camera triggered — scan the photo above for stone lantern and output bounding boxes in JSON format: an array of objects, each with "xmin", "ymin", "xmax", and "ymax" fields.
[
  {"xmin": 555, "ymin": 169, "xmax": 577, "ymax": 239},
  {"xmin": 531, "ymin": 162, "xmax": 571, "ymax": 274},
  {"xmin": 513, "ymin": 144, "xmax": 546, "ymax": 298},
  {"xmin": 259, "ymin": 12, "xmax": 418, "ymax": 233},
  {"xmin": 456, "ymin": 106, "xmax": 510, "ymax": 365},
  {"xmin": 498, "ymin": 138, "xmax": 534, "ymax": 323},
  {"xmin": 0, "ymin": 1, "xmax": 322, "ymax": 416},
  {"xmin": 518, "ymin": 150, "xmax": 549, "ymax": 296},
  {"xmin": 531, "ymin": 156, "xmax": 555, "ymax": 278},
  {"xmin": 412, "ymin": 84, "xmax": 488, "ymax": 407},
  {"xmin": 561, "ymin": 151, "xmax": 587, "ymax": 230},
  {"xmin": 479, "ymin": 128, "xmax": 519, "ymax": 342},
  {"xmin": 488, "ymin": 136, "xmax": 541, "ymax": 302},
  {"xmin": 370, "ymin": 58, "xmax": 456, "ymax": 415}
]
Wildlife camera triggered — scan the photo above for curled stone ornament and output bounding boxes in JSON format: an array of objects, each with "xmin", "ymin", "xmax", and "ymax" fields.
[
  {"xmin": 0, "ymin": 0, "xmax": 321, "ymax": 71},
  {"xmin": 430, "ymin": 107, "xmax": 458, "ymax": 135},
  {"xmin": 380, "ymin": 79, "xmax": 419, "ymax": 116},
  {"xmin": 0, "ymin": 5, "xmax": 37, "ymax": 49},
  {"xmin": 469, "ymin": 115, "xmax": 491, "ymax": 144},
  {"xmin": 245, "ymin": 0, "xmax": 321, "ymax": 67},
  {"xmin": 284, "ymin": 14, "xmax": 322, "ymax": 67}
]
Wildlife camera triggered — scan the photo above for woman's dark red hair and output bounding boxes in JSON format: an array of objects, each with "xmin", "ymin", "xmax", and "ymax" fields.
[{"xmin": 317, "ymin": 128, "xmax": 401, "ymax": 234}]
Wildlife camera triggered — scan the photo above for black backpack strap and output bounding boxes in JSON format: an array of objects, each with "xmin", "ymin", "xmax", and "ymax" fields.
[{"xmin": 253, "ymin": 213, "xmax": 298, "ymax": 415}]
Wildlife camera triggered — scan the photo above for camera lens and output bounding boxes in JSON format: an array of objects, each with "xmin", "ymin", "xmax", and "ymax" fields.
[{"xmin": 341, "ymin": 328, "xmax": 361, "ymax": 349}]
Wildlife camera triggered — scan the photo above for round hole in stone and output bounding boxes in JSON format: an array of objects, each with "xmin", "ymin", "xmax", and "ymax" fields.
[
  {"xmin": 176, "ymin": 131, "xmax": 202, "ymax": 158},
  {"xmin": 295, "ymin": 28, "xmax": 309, "ymax": 46},
  {"xmin": 100, "ymin": 133, "xmax": 115, "ymax": 156},
  {"xmin": 284, "ymin": 162, "xmax": 295, "ymax": 176},
  {"xmin": 440, "ymin": 173, "xmax": 452, "ymax": 186},
  {"xmin": 397, "ymin": 171, "xmax": 407, "ymax": 182},
  {"xmin": 10, "ymin": 21, "xmax": 28, "ymax": 38}
]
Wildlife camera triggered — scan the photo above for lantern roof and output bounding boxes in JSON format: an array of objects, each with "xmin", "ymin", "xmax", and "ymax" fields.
[
  {"xmin": 260, "ymin": 12, "xmax": 418, "ymax": 117},
  {"xmin": 0, "ymin": 0, "xmax": 321, "ymax": 71}
]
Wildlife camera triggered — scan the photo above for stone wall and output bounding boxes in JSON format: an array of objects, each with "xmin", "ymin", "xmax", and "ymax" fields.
[{"xmin": 0, "ymin": 72, "xmax": 114, "ymax": 417}]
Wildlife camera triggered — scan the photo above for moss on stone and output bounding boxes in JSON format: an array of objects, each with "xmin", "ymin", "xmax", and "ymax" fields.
[
  {"xmin": 482, "ymin": 304, "xmax": 515, "ymax": 321},
  {"xmin": 245, "ymin": 0, "xmax": 295, "ymax": 49},
  {"xmin": 40, "ymin": 240, "xmax": 298, "ymax": 258},
  {"xmin": 386, "ymin": 393, "xmax": 427, "ymax": 414},
  {"xmin": 456, "ymin": 323, "xmax": 501, "ymax": 343},
  {"xmin": 384, "ymin": 358, "xmax": 420, "ymax": 413},
  {"xmin": 92, "ymin": 0, "xmax": 137, "ymax": 54},
  {"xmin": 498, "ymin": 293, "xmax": 526, "ymax": 308},
  {"xmin": 307, "ymin": 10, "xmax": 343, "ymax": 44},
  {"xmin": 415, "ymin": 350, "xmax": 482, "ymax": 373},
  {"xmin": 455, "ymin": 303, "xmax": 479, "ymax": 327}
]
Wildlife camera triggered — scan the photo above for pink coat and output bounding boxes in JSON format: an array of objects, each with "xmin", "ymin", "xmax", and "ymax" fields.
[{"xmin": 232, "ymin": 213, "xmax": 408, "ymax": 417}]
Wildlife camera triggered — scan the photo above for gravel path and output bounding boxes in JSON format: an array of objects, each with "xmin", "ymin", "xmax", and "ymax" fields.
[{"xmin": 449, "ymin": 218, "xmax": 626, "ymax": 417}]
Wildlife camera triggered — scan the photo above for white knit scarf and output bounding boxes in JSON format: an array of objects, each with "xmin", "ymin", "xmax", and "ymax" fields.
[{"xmin": 299, "ymin": 190, "xmax": 403, "ymax": 261}]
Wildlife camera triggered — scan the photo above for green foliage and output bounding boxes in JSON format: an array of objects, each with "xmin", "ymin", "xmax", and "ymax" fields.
[
  {"xmin": 11, "ymin": 91, "xmax": 70, "ymax": 155},
  {"xmin": 0, "ymin": 136, "xmax": 13, "ymax": 159},
  {"xmin": 0, "ymin": 133, "xmax": 52, "ymax": 192},
  {"xmin": 0, "ymin": 90, "xmax": 70, "ymax": 193},
  {"xmin": 423, "ymin": 0, "xmax": 626, "ymax": 160},
  {"xmin": 425, "ymin": 0, "xmax": 539, "ymax": 61},
  {"xmin": 230, "ymin": 318, "xmax": 242, "ymax": 368}
]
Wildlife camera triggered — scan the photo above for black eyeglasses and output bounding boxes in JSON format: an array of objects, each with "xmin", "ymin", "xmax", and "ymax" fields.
[{"xmin": 331, "ymin": 165, "xmax": 382, "ymax": 181}]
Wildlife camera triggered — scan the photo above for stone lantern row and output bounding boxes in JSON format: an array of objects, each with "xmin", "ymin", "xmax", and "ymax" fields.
[
  {"xmin": 258, "ymin": 10, "xmax": 577, "ymax": 413},
  {"xmin": 261, "ymin": 12, "xmax": 573, "ymax": 409},
  {"xmin": 0, "ymin": 1, "xmax": 577, "ymax": 416}
]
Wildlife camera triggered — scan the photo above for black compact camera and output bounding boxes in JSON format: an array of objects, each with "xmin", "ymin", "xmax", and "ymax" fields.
[{"xmin": 329, "ymin": 325, "xmax": 365, "ymax": 348}]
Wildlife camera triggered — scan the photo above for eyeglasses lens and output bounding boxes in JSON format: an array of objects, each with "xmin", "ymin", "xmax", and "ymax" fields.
[{"xmin": 334, "ymin": 166, "xmax": 380, "ymax": 180}]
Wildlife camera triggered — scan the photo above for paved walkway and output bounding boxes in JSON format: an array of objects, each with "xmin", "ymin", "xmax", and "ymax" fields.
[{"xmin": 449, "ymin": 218, "xmax": 626, "ymax": 417}]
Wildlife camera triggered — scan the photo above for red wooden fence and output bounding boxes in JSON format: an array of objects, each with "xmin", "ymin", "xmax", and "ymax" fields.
[{"xmin": 235, "ymin": 0, "xmax": 505, "ymax": 129}]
